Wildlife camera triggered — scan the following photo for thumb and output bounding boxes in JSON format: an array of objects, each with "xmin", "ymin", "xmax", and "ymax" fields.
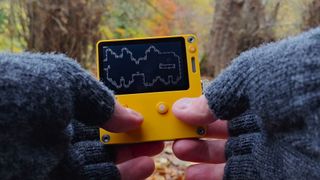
[
  {"xmin": 172, "ymin": 95, "xmax": 217, "ymax": 126},
  {"xmin": 101, "ymin": 101, "xmax": 143, "ymax": 133}
]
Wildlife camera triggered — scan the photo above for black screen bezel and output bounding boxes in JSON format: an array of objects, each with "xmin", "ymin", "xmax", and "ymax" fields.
[{"xmin": 98, "ymin": 37, "xmax": 189, "ymax": 95}]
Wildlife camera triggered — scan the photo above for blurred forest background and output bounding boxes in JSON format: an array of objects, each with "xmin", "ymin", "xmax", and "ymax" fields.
[
  {"xmin": 0, "ymin": 0, "xmax": 319, "ymax": 179},
  {"xmin": 0, "ymin": 0, "xmax": 319, "ymax": 78}
]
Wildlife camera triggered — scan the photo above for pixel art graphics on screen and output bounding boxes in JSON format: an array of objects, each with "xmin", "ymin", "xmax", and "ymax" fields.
[{"xmin": 100, "ymin": 39, "xmax": 189, "ymax": 94}]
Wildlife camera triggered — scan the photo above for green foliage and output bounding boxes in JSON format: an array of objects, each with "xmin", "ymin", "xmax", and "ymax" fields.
[
  {"xmin": 101, "ymin": 0, "xmax": 151, "ymax": 39},
  {"xmin": 0, "ymin": 8, "xmax": 6, "ymax": 33},
  {"xmin": 0, "ymin": 0, "xmax": 319, "ymax": 60},
  {"xmin": 0, "ymin": 0, "xmax": 215, "ymax": 57},
  {"xmin": 0, "ymin": 0, "xmax": 25, "ymax": 52},
  {"xmin": 99, "ymin": 0, "xmax": 213, "ymax": 60}
]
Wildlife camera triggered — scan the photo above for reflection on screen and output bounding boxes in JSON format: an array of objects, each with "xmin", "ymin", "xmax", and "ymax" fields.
[{"xmin": 99, "ymin": 37, "xmax": 189, "ymax": 94}]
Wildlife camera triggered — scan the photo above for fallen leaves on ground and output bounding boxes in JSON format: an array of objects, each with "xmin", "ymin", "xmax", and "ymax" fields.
[{"xmin": 147, "ymin": 142, "xmax": 194, "ymax": 180}]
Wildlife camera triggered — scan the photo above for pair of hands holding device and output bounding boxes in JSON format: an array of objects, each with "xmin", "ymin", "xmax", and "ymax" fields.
[
  {"xmin": 1, "ymin": 52, "xmax": 216, "ymax": 180},
  {"xmin": 109, "ymin": 95, "xmax": 225, "ymax": 180},
  {"xmin": 3, "ymin": 27, "xmax": 318, "ymax": 180},
  {"xmin": 82, "ymin": 27, "xmax": 320, "ymax": 179}
]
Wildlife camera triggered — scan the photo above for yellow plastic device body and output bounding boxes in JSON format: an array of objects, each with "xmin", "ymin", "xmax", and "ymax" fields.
[{"xmin": 96, "ymin": 35, "xmax": 205, "ymax": 144}]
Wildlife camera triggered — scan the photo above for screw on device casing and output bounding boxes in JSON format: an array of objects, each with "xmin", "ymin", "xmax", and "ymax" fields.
[
  {"xmin": 196, "ymin": 127, "xmax": 206, "ymax": 135},
  {"xmin": 102, "ymin": 134, "xmax": 111, "ymax": 143}
]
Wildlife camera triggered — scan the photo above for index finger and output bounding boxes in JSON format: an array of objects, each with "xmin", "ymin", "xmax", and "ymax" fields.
[{"xmin": 114, "ymin": 141, "xmax": 165, "ymax": 164}]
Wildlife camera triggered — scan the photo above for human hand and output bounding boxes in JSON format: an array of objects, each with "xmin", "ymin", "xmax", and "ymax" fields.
[
  {"xmin": 105, "ymin": 102, "xmax": 165, "ymax": 180},
  {"xmin": 0, "ymin": 52, "xmax": 117, "ymax": 179},
  {"xmin": 172, "ymin": 28, "xmax": 320, "ymax": 179},
  {"xmin": 0, "ymin": 52, "xmax": 164, "ymax": 179},
  {"xmin": 52, "ymin": 102, "xmax": 164, "ymax": 180},
  {"xmin": 172, "ymin": 96, "xmax": 228, "ymax": 180}
]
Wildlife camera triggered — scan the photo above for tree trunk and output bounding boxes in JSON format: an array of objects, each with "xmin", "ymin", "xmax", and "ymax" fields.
[
  {"xmin": 302, "ymin": 0, "xmax": 320, "ymax": 31},
  {"xmin": 201, "ymin": 0, "xmax": 278, "ymax": 77},
  {"xmin": 24, "ymin": 0, "xmax": 105, "ymax": 67}
]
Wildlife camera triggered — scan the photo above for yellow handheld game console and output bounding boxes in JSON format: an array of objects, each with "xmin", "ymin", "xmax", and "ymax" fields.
[{"xmin": 96, "ymin": 35, "xmax": 206, "ymax": 144}]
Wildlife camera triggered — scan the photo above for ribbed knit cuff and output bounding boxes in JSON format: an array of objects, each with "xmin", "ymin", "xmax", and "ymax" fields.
[
  {"xmin": 224, "ymin": 155, "xmax": 258, "ymax": 180},
  {"xmin": 224, "ymin": 132, "xmax": 262, "ymax": 180},
  {"xmin": 224, "ymin": 111, "xmax": 262, "ymax": 179},
  {"xmin": 68, "ymin": 120, "xmax": 117, "ymax": 164},
  {"xmin": 57, "ymin": 141, "xmax": 118, "ymax": 180},
  {"xmin": 81, "ymin": 162, "xmax": 120, "ymax": 180},
  {"xmin": 70, "ymin": 119, "xmax": 101, "ymax": 143},
  {"xmin": 228, "ymin": 111, "xmax": 261, "ymax": 137},
  {"xmin": 70, "ymin": 141, "xmax": 115, "ymax": 165},
  {"xmin": 225, "ymin": 133, "xmax": 261, "ymax": 159}
]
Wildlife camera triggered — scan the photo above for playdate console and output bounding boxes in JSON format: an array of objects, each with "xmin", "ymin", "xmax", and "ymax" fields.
[{"xmin": 96, "ymin": 35, "xmax": 206, "ymax": 144}]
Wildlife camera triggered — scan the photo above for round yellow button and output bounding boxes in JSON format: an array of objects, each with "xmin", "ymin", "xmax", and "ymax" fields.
[
  {"xmin": 157, "ymin": 102, "xmax": 169, "ymax": 114},
  {"xmin": 189, "ymin": 46, "xmax": 196, "ymax": 53}
]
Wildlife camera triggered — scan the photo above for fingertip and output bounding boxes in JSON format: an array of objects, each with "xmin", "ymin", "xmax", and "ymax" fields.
[
  {"xmin": 186, "ymin": 164, "xmax": 225, "ymax": 180},
  {"xmin": 172, "ymin": 139, "xmax": 194, "ymax": 159},
  {"xmin": 117, "ymin": 156, "xmax": 155, "ymax": 180},
  {"xmin": 173, "ymin": 98, "xmax": 194, "ymax": 111},
  {"xmin": 125, "ymin": 107, "xmax": 144, "ymax": 122},
  {"xmin": 173, "ymin": 96, "xmax": 216, "ymax": 126},
  {"xmin": 143, "ymin": 157, "xmax": 155, "ymax": 173},
  {"xmin": 129, "ymin": 141, "xmax": 165, "ymax": 157}
]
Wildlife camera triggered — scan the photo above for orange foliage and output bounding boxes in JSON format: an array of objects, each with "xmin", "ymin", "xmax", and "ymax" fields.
[{"xmin": 149, "ymin": 0, "xmax": 178, "ymax": 36}]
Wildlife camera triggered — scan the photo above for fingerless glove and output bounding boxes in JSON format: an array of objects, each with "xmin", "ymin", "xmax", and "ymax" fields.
[
  {"xmin": 0, "ymin": 53, "xmax": 118, "ymax": 179},
  {"xmin": 205, "ymin": 27, "xmax": 320, "ymax": 179},
  {"xmin": 50, "ymin": 120, "xmax": 120, "ymax": 179}
]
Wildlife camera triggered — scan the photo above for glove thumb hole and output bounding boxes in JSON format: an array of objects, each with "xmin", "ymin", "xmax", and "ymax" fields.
[
  {"xmin": 204, "ymin": 60, "xmax": 250, "ymax": 120},
  {"xmin": 228, "ymin": 111, "xmax": 262, "ymax": 137},
  {"xmin": 73, "ymin": 72, "xmax": 115, "ymax": 126},
  {"xmin": 70, "ymin": 119, "xmax": 100, "ymax": 143}
]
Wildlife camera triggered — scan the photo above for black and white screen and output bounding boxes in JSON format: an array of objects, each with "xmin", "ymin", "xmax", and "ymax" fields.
[{"xmin": 98, "ymin": 37, "xmax": 189, "ymax": 95}]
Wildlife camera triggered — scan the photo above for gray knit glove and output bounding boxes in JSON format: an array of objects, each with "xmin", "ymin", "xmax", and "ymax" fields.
[
  {"xmin": 205, "ymin": 28, "xmax": 320, "ymax": 179},
  {"xmin": 0, "ymin": 52, "xmax": 116, "ymax": 179},
  {"xmin": 50, "ymin": 119, "xmax": 120, "ymax": 179}
]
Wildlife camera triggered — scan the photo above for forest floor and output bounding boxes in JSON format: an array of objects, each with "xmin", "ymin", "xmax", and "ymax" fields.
[{"xmin": 146, "ymin": 142, "xmax": 193, "ymax": 180}]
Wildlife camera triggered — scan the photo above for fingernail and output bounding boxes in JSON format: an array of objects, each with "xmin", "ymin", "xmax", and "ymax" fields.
[
  {"xmin": 126, "ymin": 108, "xmax": 143, "ymax": 121},
  {"xmin": 173, "ymin": 98, "xmax": 193, "ymax": 110}
]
